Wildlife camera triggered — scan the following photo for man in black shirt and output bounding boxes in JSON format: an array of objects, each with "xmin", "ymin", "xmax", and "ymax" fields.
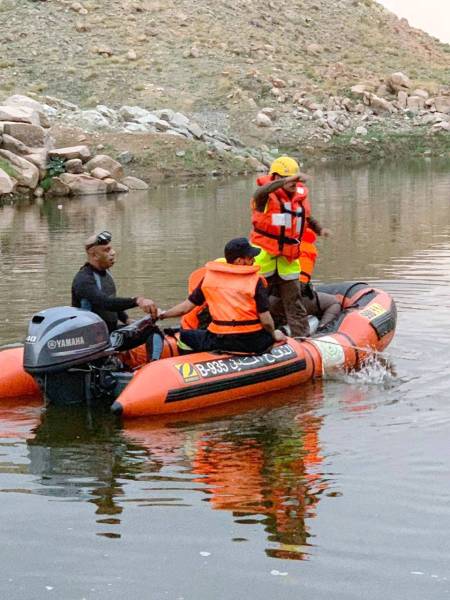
[{"xmin": 71, "ymin": 231, "xmax": 157, "ymax": 333}]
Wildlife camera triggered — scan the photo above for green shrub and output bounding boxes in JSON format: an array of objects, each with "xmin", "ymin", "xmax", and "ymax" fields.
[{"xmin": 40, "ymin": 157, "xmax": 66, "ymax": 192}]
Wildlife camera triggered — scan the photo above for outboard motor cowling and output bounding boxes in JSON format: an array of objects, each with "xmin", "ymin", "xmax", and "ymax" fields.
[{"xmin": 24, "ymin": 306, "xmax": 112, "ymax": 375}]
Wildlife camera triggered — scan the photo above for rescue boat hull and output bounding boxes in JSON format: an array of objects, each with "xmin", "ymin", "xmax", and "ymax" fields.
[
  {"xmin": 0, "ymin": 282, "xmax": 396, "ymax": 417},
  {"xmin": 112, "ymin": 282, "xmax": 396, "ymax": 417}
]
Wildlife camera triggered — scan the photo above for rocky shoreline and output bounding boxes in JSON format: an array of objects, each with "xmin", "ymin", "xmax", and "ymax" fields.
[{"xmin": 1, "ymin": 71, "xmax": 450, "ymax": 198}]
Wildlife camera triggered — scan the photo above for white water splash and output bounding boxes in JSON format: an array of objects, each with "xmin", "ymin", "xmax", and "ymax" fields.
[{"xmin": 339, "ymin": 355, "xmax": 398, "ymax": 387}]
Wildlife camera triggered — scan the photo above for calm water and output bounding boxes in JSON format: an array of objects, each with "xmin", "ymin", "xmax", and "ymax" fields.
[{"xmin": 0, "ymin": 160, "xmax": 449, "ymax": 599}]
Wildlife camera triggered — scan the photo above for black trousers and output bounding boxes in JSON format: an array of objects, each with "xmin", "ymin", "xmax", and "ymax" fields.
[{"xmin": 180, "ymin": 328, "xmax": 274, "ymax": 354}]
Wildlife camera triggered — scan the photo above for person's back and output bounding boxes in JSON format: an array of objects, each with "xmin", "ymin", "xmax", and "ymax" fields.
[{"xmin": 159, "ymin": 238, "xmax": 287, "ymax": 354}]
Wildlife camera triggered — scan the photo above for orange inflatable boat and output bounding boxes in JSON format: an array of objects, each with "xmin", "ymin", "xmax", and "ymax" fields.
[{"xmin": 0, "ymin": 282, "xmax": 396, "ymax": 418}]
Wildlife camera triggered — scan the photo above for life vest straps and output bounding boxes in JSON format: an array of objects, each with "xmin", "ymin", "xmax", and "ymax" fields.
[
  {"xmin": 253, "ymin": 227, "xmax": 300, "ymax": 245},
  {"xmin": 212, "ymin": 318, "xmax": 261, "ymax": 327}
]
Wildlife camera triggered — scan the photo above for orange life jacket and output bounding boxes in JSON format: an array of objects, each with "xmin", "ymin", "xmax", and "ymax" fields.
[
  {"xmin": 299, "ymin": 227, "xmax": 318, "ymax": 283},
  {"xmin": 250, "ymin": 175, "xmax": 311, "ymax": 261},
  {"xmin": 202, "ymin": 261, "xmax": 264, "ymax": 335},
  {"xmin": 181, "ymin": 265, "xmax": 208, "ymax": 330}
]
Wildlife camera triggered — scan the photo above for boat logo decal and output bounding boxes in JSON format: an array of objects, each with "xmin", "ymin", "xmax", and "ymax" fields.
[
  {"xmin": 174, "ymin": 362, "xmax": 201, "ymax": 383},
  {"xmin": 47, "ymin": 336, "xmax": 85, "ymax": 350},
  {"xmin": 360, "ymin": 303, "xmax": 387, "ymax": 321},
  {"xmin": 193, "ymin": 344, "xmax": 297, "ymax": 379}
]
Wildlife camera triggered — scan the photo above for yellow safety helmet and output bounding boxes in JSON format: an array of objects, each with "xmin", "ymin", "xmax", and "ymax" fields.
[{"xmin": 269, "ymin": 156, "xmax": 300, "ymax": 177}]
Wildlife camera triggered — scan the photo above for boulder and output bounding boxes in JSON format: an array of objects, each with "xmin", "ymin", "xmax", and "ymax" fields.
[
  {"xmin": 433, "ymin": 97, "xmax": 450, "ymax": 114},
  {"xmin": 120, "ymin": 176, "xmax": 149, "ymax": 190},
  {"xmin": 386, "ymin": 72, "xmax": 411, "ymax": 94},
  {"xmin": 119, "ymin": 106, "xmax": 152, "ymax": 122},
  {"xmin": 411, "ymin": 89, "xmax": 429, "ymax": 99},
  {"xmin": 77, "ymin": 110, "xmax": 110, "ymax": 130},
  {"xmin": 1, "ymin": 133, "xmax": 31, "ymax": 155},
  {"xmin": 24, "ymin": 150, "xmax": 48, "ymax": 177},
  {"xmin": 406, "ymin": 96, "xmax": 425, "ymax": 112},
  {"xmin": 0, "ymin": 105, "xmax": 41, "ymax": 127},
  {"xmin": 363, "ymin": 92, "xmax": 395, "ymax": 113},
  {"xmin": 3, "ymin": 94, "xmax": 53, "ymax": 127},
  {"xmin": 117, "ymin": 151, "xmax": 134, "ymax": 165},
  {"xmin": 91, "ymin": 167, "xmax": 111, "ymax": 180},
  {"xmin": 432, "ymin": 121, "xmax": 450, "ymax": 131},
  {"xmin": 4, "ymin": 94, "xmax": 45, "ymax": 113},
  {"xmin": 170, "ymin": 112, "xmax": 190, "ymax": 129},
  {"xmin": 65, "ymin": 158, "xmax": 84, "ymax": 174},
  {"xmin": 47, "ymin": 177, "xmax": 71, "ymax": 197},
  {"xmin": 256, "ymin": 112, "xmax": 272, "ymax": 127},
  {"xmin": 103, "ymin": 178, "xmax": 120, "ymax": 193},
  {"xmin": 246, "ymin": 156, "xmax": 266, "ymax": 171},
  {"xmin": 0, "ymin": 168, "xmax": 16, "ymax": 195},
  {"xmin": 350, "ymin": 84, "xmax": 369, "ymax": 96},
  {"xmin": 355, "ymin": 126, "xmax": 368, "ymax": 136},
  {"xmin": 186, "ymin": 122, "xmax": 204, "ymax": 138},
  {"xmin": 85, "ymin": 155, "xmax": 124, "ymax": 180},
  {"xmin": 397, "ymin": 90, "xmax": 408, "ymax": 109},
  {"xmin": 59, "ymin": 173, "xmax": 108, "ymax": 195},
  {"xmin": 1, "ymin": 122, "xmax": 47, "ymax": 147},
  {"xmin": 103, "ymin": 178, "xmax": 128, "ymax": 193},
  {"xmin": 154, "ymin": 109, "xmax": 175, "ymax": 122},
  {"xmin": 0, "ymin": 150, "xmax": 39, "ymax": 188},
  {"xmin": 124, "ymin": 122, "xmax": 153, "ymax": 133},
  {"xmin": 49, "ymin": 145, "xmax": 92, "ymax": 162},
  {"xmin": 4, "ymin": 95, "xmax": 51, "ymax": 128}
]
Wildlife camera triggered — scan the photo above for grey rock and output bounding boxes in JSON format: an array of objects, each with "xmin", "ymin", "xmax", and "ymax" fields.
[
  {"xmin": 119, "ymin": 105, "xmax": 153, "ymax": 122},
  {"xmin": 121, "ymin": 176, "xmax": 149, "ymax": 190},
  {"xmin": 169, "ymin": 112, "xmax": 190, "ymax": 129},
  {"xmin": 117, "ymin": 151, "xmax": 134, "ymax": 165}
]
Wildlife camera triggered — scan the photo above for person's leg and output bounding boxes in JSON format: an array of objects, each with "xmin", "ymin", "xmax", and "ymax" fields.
[
  {"xmin": 179, "ymin": 329, "xmax": 220, "ymax": 352},
  {"xmin": 279, "ymin": 279, "xmax": 309, "ymax": 337},
  {"xmin": 218, "ymin": 330, "xmax": 274, "ymax": 354},
  {"xmin": 316, "ymin": 292, "xmax": 341, "ymax": 328},
  {"xmin": 268, "ymin": 294, "xmax": 287, "ymax": 329}
]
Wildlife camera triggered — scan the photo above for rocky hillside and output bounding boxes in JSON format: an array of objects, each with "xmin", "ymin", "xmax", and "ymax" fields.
[
  {"xmin": 1, "ymin": 1, "xmax": 449, "ymax": 127},
  {"xmin": 0, "ymin": 0, "xmax": 449, "ymax": 185}
]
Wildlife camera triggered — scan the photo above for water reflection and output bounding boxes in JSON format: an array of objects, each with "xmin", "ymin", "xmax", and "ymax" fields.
[
  {"xmin": 123, "ymin": 384, "xmax": 330, "ymax": 560},
  {"xmin": 0, "ymin": 384, "xmax": 335, "ymax": 558},
  {"xmin": 26, "ymin": 405, "xmax": 148, "ymax": 538}
]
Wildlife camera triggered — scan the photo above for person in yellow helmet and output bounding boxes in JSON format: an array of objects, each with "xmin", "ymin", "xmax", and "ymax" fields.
[{"xmin": 249, "ymin": 156, "xmax": 331, "ymax": 337}]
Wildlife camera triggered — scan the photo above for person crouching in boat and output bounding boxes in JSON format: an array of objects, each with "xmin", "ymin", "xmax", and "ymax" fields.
[
  {"xmin": 158, "ymin": 237, "xmax": 287, "ymax": 354},
  {"xmin": 250, "ymin": 156, "xmax": 331, "ymax": 337}
]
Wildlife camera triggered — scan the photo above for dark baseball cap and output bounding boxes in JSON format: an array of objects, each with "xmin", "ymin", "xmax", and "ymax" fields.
[{"xmin": 224, "ymin": 237, "xmax": 261, "ymax": 263}]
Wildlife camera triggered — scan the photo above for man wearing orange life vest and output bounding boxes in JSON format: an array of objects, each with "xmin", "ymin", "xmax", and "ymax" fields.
[
  {"xmin": 158, "ymin": 238, "xmax": 287, "ymax": 354},
  {"xmin": 250, "ymin": 156, "xmax": 331, "ymax": 337}
]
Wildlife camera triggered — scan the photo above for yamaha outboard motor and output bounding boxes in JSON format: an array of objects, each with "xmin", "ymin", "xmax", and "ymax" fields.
[
  {"xmin": 24, "ymin": 307, "xmax": 115, "ymax": 405},
  {"xmin": 23, "ymin": 307, "xmax": 159, "ymax": 406}
]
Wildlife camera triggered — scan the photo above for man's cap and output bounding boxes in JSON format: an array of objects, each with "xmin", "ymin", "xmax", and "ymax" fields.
[
  {"xmin": 84, "ymin": 230, "xmax": 112, "ymax": 250},
  {"xmin": 224, "ymin": 237, "xmax": 261, "ymax": 262}
]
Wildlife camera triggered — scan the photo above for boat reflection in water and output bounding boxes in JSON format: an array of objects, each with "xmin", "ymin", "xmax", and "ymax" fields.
[
  {"xmin": 0, "ymin": 379, "xmax": 379, "ymax": 557},
  {"xmin": 123, "ymin": 382, "xmax": 332, "ymax": 560}
]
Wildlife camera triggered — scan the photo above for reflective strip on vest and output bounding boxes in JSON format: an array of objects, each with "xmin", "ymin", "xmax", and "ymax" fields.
[{"xmin": 254, "ymin": 248, "xmax": 300, "ymax": 280}]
